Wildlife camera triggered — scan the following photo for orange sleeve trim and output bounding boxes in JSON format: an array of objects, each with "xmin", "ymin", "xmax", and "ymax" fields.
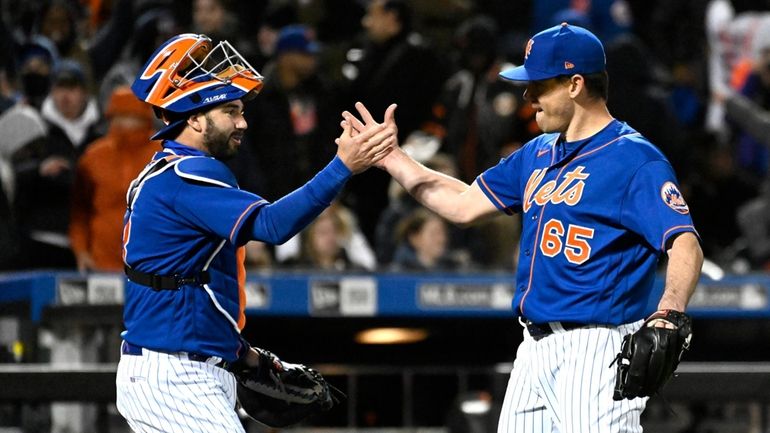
[
  {"xmin": 229, "ymin": 200, "xmax": 267, "ymax": 244},
  {"xmin": 478, "ymin": 175, "xmax": 513, "ymax": 215},
  {"xmin": 660, "ymin": 225, "xmax": 698, "ymax": 251}
]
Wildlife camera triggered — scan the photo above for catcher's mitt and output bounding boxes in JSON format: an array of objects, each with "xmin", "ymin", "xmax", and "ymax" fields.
[
  {"xmin": 232, "ymin": 347, "xmax": 344, "ymax": 428},
  {"xmin": 612, "ymin": 310, "xmax": 692, "ymax": 400}
]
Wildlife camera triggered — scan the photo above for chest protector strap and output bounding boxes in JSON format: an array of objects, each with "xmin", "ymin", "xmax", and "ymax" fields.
[
  {"xmin": 124, "ymin": 154, "xmax": 211, "ymax": 291},
  {"xmin": 124, "ymin": 265, "xmax": 211, "ymax": 291},
  {"xmin": 126, "ymin": 155, "xmax": 182, "ymax": 212}
]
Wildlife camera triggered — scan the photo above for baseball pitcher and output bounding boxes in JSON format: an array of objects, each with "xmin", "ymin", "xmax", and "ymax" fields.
[{"xmin": 347, "ymin": 23, "xmax": 703, "ymax": 432}]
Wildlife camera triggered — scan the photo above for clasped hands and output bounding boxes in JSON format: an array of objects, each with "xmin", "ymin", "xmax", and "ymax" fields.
[{"xmin": 334, "ymin": 102, "xmax": 399, "ymax": 174}]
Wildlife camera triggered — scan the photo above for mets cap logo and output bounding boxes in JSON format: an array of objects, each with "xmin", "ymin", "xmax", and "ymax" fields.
[
  {"xmin": 660, "ymin": 181, "xmax": 689, "ymax": 214},
  {"xmin": 525, "ymin": 39, "xmax": 534, "ymax": 59}
]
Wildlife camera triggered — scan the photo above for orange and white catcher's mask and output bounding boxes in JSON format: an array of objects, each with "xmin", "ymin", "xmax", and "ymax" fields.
[{"xmin": 131, "ymin": 33, "xmax": 263, "ymax": 140}]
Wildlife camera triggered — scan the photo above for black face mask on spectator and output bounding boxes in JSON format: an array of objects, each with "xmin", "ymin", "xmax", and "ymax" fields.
[{"xmin": 21, "ymin": 72, "xmax": 51, "ymax": 108}]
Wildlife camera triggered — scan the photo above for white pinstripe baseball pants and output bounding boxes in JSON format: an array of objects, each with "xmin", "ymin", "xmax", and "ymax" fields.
[
  {"xmin": 497, "ymin": 320, "xmax": 647, "ymax": 433},
  {"xmin": 116, "ymin": 346, "xmax": 245, "ymax": 433}
]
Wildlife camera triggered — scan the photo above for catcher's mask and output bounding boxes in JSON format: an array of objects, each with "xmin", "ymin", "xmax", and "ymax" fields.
[{"xmin": 131, "ymin": 33, "xmax": 263, "ymax": 140}]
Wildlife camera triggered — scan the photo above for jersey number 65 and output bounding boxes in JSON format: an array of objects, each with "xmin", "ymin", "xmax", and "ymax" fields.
[{"xmin": 540, "ymin": 218, "xmax": 594, "ymax": 265}]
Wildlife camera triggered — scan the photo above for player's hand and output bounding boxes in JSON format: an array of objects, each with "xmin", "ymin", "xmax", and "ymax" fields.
[
  {"xmin": 335, "ymin": 103, "xmax": 396, "ymax": 174},
  {"xmin": 339, "ymin": 102, "xmax": 400, "ymax": 170}
]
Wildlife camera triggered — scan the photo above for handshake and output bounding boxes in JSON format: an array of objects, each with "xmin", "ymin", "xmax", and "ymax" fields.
[{"xmin": 333, "ymin": 102, "xmax": 401, "ymax": 174}]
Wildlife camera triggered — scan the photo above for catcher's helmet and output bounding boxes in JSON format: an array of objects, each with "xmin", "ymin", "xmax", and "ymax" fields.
[{"xmin": 131, "ymin": 33, "xmax": 263, "ymax": 140}]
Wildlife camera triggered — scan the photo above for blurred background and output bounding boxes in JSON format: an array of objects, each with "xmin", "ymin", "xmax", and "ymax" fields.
[{"xmin": 1, "ymin": 0, "xmax": 770, "ymax": 432}]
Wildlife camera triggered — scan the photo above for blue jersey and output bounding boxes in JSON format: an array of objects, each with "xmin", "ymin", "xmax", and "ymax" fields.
[
  {"xmin": 121, "ymin": 141, "xmax": 266, "ymax": 361},
  {"xmin": 478, "ymin": 120, "xmax": 697, "ymax": 325}
]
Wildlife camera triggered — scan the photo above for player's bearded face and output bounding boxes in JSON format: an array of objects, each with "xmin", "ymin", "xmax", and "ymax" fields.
[
  {"xmin": 202, "ymin": 111, "xmax": 244, "ymax": 160},
  {"xmin": 525, "ymin": 78, "xmax": 574, "ymax": 133}
]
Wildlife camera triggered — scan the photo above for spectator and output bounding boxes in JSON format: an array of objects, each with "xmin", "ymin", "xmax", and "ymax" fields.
[
  {"xmin": 734, "ymin": 43, "xmax": 770, "ymax": 180},
  {"xmin": 391, "ymin": 208, "xmax": 466, "ymax": 272},
  {"xmin": 704, "ymin": 0, "xmax": 770, "ymax": 136},
  {"xmin": 0, "ymin": 66, "xmax": 13, "ymax": 116},
  {"xmin": 192, "ymin": 0, "xmax": 240, "ymax": 44},
  {"xmin": 244, "ymin": 241, "xmax": 274, "ymax": 271},
  {"xmin": 0, "ymin": 11, "xmax": 15, "ymax": 114},
  {"xmin": 722, "ymin": 67, "xmax": 770, "ymax": 269},
  {"xmin": 16, "ymin": 38, "xmax": 58, "ymax": 110},
  {"xmin": 278, "ymin": 200, "xmax": 376, "ymax": 270},
  {"xmin": 376, "ymin": 151, "xmax": 515, "ymax": 270},
  {"xmin": 68, "ymin": 86, "xmax": 156, "ymax": 272},
  {"xmin": 341, "ymin": 0, "xmax": 448, "ymax": 242},
  {"xmin": 244, "ymin": 24, "xmax": 339, "ymax": 200},
  {"xmin": 41, "ymin": 59, "xmax": 101, "ymax": 152},
  {"xmin": 97, "ymin": 7, "xmax": 179, "ymax": 111},
  {"xmin": 376, "ymin": 152, "xmax": 456, "ymax": 265},
  {"xmin": 425, "ymin": 15, "xmax": 537, "ymax": 184},
  {"xmin": 736, "ymin": 180, "xmax": 770, "ymax": 270},
  {"xmin": 86, "ymin": 0, "xmax": 137, "ymax": 80},
  {"xmin": 37, "ymin": 0, "xmax": 90, "ymax": 70},
  {"xmin": 10, "ymin": 39, "xmax": 81, "ymax": 269},
  {"xmin": 685, "ymin": 133, "xmax": 758, "ymax": 260},
  {"xmin": 0, "ymin": 106, "xmax": 46, "ymax": 270},
  {"xmin": 249, "ymin": 3, "xmax": 299, "ymax": 71},
  {"xmin": 281, "ymin": 204, "xmax": 367, "ymax": 271},
  {"xmin": 532, "ymin": 0, "xmax": 633, "ymax": 44},
  {"xmin": 605, "ymin": 34, "xmax": 689, "ymax": 175}
]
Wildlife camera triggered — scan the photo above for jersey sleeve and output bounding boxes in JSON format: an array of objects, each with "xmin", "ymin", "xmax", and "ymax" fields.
[
  {"xmin": 174, "ymin": 182, "xmax": 267, "ymax": 245},
  {"xmin": 621, "ymin": 160, "xmax": 699, "ymax": 252},
  {"xmin": 476, "ymin": 149, "xmax": 525, "ymax": 215}
]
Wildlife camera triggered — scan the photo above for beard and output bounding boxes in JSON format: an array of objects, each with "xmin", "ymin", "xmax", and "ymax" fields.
[{"xmin": 203, "ymin": 113, "xmax": 240, "ymax": 160}]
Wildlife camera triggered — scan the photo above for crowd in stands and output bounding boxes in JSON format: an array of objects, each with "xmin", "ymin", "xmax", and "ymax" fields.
[{"xmin": 1, "ymin": 0, "xmax": 770, "ymax": 274}]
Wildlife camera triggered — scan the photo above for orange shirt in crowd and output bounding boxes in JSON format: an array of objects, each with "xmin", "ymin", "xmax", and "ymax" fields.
[{"xmin": 69, "ymin": 87, "xmax": 158, "ymax": 271}]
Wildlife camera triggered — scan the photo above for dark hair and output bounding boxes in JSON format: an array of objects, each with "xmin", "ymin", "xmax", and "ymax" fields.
[
  {"xmin": 555, "ymin": 71, "xmax": 609, "ymax": 100},
  {"xmin": 382, "ymin": 0, "xmax": 412, "ymax": 34},
  {"xmin": 581, "ymin": 71, "xmax": 609, "ymax": 100},
  {"xmin": 396, "ymin": 208, "xmax": 443, "ymax": 244}
]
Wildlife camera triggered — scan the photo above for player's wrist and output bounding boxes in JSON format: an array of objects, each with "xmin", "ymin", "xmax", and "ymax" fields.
[
  {"xmin": 330, "ymin": 155, "xmax": 354, "ymax": 178},
  {"xmin": 644, "ymin": 309, "xmax": 690, "ymax": 329},
  {"xmin": 244, "ymin": 348, "xmax": 261, "ymax": 368}
]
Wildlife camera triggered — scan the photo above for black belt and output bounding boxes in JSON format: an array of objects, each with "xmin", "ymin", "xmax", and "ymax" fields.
[
  {"xmin": 525, "ymin": 320, "xmax": 585, "ymax": 341},
  {"xmin": 124, "ymin": 265, "xmax": 210, "ymax": 290},
  {"xmin": 121, "ymin": 341, "xmax": 230, "ymax": 370}
]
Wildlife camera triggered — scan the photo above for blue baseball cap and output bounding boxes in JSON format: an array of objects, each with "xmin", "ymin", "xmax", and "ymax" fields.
[
  {"xmin": 53, "ymin": 59, "xmax": 87, "ymax": 88},
  {"xmin": 275, "ymin": 25, "xmax": 320, "ymax": 55},
  {"xmin": 500, "ymin": 23, "xmax": 605, "ymax": 82}
]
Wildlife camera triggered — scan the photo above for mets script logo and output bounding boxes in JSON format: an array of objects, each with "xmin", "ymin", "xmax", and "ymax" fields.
[
  {"xmin": 523, "ymin": 166, "xmax": 589, "ymax": 212},
  {"xmin": 525, "ymin": 39, "xmax": 534, "ymax": 59},
  {"xmin": 660, "ymin": 181, "xmax": 689, "ymax": 214}
]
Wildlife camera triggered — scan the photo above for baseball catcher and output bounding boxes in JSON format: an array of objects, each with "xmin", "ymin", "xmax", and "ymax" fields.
[
  {"xmin": 115, "ymin": 30, "xmax": 393, "ymax": 433},
  {"xmin": 612, "ymin": 309, "xmax": 693, "ymax": 400},
  {"xmin": 231, "ymin": 347, "xmax": 344, "ymax": 427}
]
